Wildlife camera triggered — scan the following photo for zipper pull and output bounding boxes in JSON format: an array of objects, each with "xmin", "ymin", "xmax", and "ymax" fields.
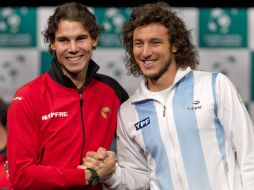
[
  {"xmin": 79, "ymin": 92, "xmax": 84, "ymax": 105},
  {"xmin": 163, "ymin": 105, "xmax": 166, "ymax": 117}
]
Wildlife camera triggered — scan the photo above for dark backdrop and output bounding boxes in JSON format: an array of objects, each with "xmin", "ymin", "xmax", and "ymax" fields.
[{"xmin": 1, "ymin": 0, "xmax": 253, "ymax": 8}]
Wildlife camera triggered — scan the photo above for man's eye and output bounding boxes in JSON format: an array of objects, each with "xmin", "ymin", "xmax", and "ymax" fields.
[
  {"xmin": 59, "ymin": 39, "xmax": 68, "ymax": 43},
  {"xmin": 152, "ymin": 41, "xmax": 161, "ymax": 44},
  {"xmin": 134, "ymin": 42, "xmax": 142, "ymax": 46},
  {"xmin": 77, "ymin": 35, "xmax": 89, "ymax": 41}
]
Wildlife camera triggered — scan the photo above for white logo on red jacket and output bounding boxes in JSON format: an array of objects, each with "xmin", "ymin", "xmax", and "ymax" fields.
[
  {"xmin": 42, "ymin": 112, "xmax": 68, "ymax": 120},
  {"xmin": 13, "ymin": 96, "xmax": 23, "ymax": 101}
]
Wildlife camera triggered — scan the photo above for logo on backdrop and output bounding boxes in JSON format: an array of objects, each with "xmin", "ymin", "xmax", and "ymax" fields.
[
  {"xmin": 199, "ymin": 8, "xmax": 247, "ymax": 47},
  {"xmin": 0, "ymin": 50, "xmax": 39, "ymax": 102},
  {"xmin": 0, "ymin": 55, "xmax": 25, "ymax": 84},
  {"xmin": 0, "ymin": 7, "xmax": 36, "ymax": 47},
  {"xmin": 212, "ymin": 55, "xmax": 236, "ymax": 76},
  {"xmin": 93, "ymin": 7, "xmax": 131, "ymax": 48},
  {"xmin": 199, "ymin": 50, "xmax": 250, "ymax": 102},
  {"xmin": 105, "ymin": 61, "xmax": 124, "ymax": 80}
]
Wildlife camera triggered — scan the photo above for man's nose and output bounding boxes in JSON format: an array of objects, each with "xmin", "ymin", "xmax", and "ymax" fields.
[
  {"xmin": 69, "ymin": 41, "xmax": 78, "ymax": 52},
  {"xmin": 142, "ymin": 44, "xmax": 152, "ymax": 58}
]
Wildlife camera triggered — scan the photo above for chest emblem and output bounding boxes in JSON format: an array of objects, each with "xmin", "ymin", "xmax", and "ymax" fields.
[
  {"xmin": 134, "ymin": 117, "xmax": 150, "ymax": 131},
  {"xmin": 188, "ymin": 100, "xmax": 202, "ymax": 111},
  {"xmin": 101, "ymin": 107, "xmax": 112, "ymax": 119}
]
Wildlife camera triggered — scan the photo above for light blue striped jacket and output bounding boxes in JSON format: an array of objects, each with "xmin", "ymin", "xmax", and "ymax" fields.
[{"xmin": 105, "ymin": 67, "xmax": 254, "ymax": 190}]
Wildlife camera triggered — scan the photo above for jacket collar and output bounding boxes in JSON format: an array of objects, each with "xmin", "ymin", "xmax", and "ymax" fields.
[
  {"xmin": 131, "ymin": 67, "xmax": 192, "ymax": 103},
  {"xmin": 48, "ymin": 57, "xmax": 100, "ymax": 89}
]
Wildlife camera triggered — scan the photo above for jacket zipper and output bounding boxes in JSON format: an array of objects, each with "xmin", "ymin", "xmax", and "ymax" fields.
[
  {"xmin": 79, "ymin": 90, "xmax": 85, "ymax": 164},
  {"xmin": 163, "ymin": 105, "xmax": 166, "ymax": 117},
  {"xmin": 37, "ymin": 147, "xmax": 45, "ymax": 164}
]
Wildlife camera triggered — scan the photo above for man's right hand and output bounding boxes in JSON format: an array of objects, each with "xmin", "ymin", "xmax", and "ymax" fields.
[{"xmin": 78, "ymin": 147, "xmax": 117, "ymax": 183}]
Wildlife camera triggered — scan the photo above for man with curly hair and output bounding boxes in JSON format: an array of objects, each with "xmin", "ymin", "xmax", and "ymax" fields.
[{"xmin": 83, "ymin": 2, "xmax": 254, "ymax": 190}]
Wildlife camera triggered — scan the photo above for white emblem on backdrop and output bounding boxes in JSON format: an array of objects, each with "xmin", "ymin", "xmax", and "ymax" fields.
[
  {"xmin": 0, "ymin": 49, "xmax": 39, "ymax": 102},
  {"xmin": 93, "ymin": 49, "xmax": 141, "ymax": 96},
  {"xmin": 0, "ymin": 7, "xmax": 25, "ymax": 33},
  {"xmin": 199, "ymin": 49, "xmax": 250, "ymax": 102}
]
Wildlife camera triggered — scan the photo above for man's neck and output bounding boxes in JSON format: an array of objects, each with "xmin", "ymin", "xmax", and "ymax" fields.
[
  {"xmin": 62, "ymin": 67, "xmax": 87, "ymax": 89},
  {"xmin": 147, "ymin": 64, "xmax": 178, "ymax": 92}
]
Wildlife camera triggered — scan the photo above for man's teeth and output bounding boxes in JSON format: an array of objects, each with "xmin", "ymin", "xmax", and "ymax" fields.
[
  {"xmin": 67, "ymin": 56, "xmax": 81, "ymax": 61},
  {"xmin": 144, "ymin": 60, "xmax": 154, "ymax": 65}
]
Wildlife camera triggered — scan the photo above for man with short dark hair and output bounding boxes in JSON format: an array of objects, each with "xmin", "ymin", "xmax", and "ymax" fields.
[{"xmin": 7, "ymin": 2, "xmax": 128, "ymax": 190}]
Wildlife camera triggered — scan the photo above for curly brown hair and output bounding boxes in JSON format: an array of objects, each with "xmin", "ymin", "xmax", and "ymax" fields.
[
  {"xmin": 42, "ymin": 2, "xmax": 103, "ymax": 54},
  {"xmin": 121, "ymin": 2, "xmax": 199, "ymax": 77}
]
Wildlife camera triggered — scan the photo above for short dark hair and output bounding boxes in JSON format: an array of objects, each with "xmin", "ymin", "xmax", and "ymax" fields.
[
  {"xmin": 121, "ymin": 2, "xmax": 199, "ymax": 77},
  {"xmin": 42, "ymin": 2, "xmax": 103, "ymax": 54}
]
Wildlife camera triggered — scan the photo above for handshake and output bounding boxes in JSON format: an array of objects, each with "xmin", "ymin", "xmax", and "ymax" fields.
[{"xmin": 78, "ymin": 147, "xmax": 117, "ymax": 185}]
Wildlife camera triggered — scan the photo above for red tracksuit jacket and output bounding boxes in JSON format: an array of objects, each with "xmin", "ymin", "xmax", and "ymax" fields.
[{"xmin": 7, "ymin": 59, "xmax": 128, "ymax": 190}]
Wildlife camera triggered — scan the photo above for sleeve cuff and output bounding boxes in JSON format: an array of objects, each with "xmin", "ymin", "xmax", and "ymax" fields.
[
  {"xmin": 63, "ymin": 169, "xmax": 85, "ymax": 187},
  {"xmin": 104, "ymin": 164, "xmax": 121, "ymax": 189}
]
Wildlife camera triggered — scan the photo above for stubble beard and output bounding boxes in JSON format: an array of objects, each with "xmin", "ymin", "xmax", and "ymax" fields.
[{"xmin": 143, "ymin": 56, "xmax": 173, "ymax": 81}]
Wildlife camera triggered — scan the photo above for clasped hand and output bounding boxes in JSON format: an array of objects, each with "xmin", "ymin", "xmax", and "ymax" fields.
[{"xmin": 78, "ymin": 147, "xmax": 117, "ymax": 183}]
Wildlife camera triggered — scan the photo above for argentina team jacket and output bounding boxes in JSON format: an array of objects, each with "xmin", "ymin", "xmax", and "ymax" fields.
[{"xmin": 105, "ymin": 67, "xmax": 254, "ymax": 190}]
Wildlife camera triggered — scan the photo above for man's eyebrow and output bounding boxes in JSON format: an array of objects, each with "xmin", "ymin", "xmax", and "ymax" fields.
[
  {"xmin": 56, "ymin": 34, "xmax": 89, "ymax": 40},
  {"xmin": 76, "ymin": 34, "xmax": 89, "ymax": 38},
  {"xmin": 55, "ymin": 36, "xmax": 69, "ymax": 41}
]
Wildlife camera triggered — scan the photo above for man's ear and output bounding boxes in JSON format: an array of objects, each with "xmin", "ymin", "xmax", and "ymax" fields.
[
  {"xmin": 51, "ymin": 43, "xmax": 56, "ymax": 51},
  {"xmin": 92, "ymin": 39, "xmax": 98, "ymax": 49},
  {"xmin": 172, "ymin": 45, "xmax": 177, "ymax": 53}
]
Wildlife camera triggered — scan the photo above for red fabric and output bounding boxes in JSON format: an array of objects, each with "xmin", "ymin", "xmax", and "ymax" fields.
[
  {"xmin": 7, "ymin": 73, "xmax": 123, "ymax": 190},
  {"xmin": 0, "ymin": 155, "xmax": 9, "ymax": 189}
]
